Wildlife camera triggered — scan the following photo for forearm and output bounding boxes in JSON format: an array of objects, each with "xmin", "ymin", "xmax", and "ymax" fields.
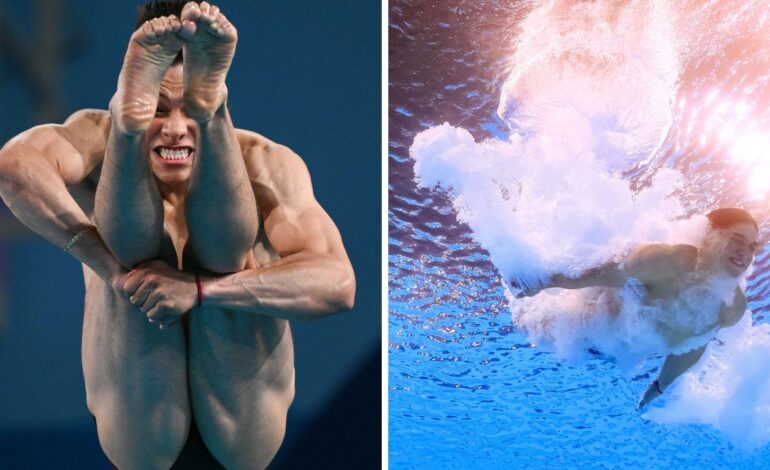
[
  {"xmin": 200, "ymin": 252, "xmax": 355, "ymax": 320},
  {"xmin": 0, "ymin": 150, "xmax": 124, "ymax": 284},
  {"xmin": 94, "ymin": 118, "xmax": 164, "ymax": 268},
  {"xmin": 185, "ymin": 103, "xmax": 258, "ymax": 273}
]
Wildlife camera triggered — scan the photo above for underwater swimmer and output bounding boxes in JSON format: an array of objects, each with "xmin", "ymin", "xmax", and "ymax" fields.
[{"xmin": 511, "ymin": 208, "xmax": 759, "ymax": 409}]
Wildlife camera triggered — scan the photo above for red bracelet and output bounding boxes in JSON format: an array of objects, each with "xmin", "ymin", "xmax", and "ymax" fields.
[{"xmin": 195, "ymin": 273, "xmax": 203, "ymax": 306}]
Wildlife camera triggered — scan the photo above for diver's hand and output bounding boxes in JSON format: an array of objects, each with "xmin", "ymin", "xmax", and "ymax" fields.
[
  {"xmin": 510, "ymin": 275, "xmax": 551, "ymax": 298},
  {"xmin": 118, "ymin": 260, "xmax": 197, "ymax": 328},
  {"xmin": 636, "ymin": 380, "xmax": 663, "ymax": 411}
]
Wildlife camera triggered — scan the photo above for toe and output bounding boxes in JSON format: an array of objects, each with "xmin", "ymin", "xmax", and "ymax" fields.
[
  {"xmin": 168, "ymin": 15, "xmax": 182, "ymax": 32},
  {"xmin": 179, "ymin": 19, "xmax": 196, "ymax": 39},
  {"xmin": 182, "ymin": 1, "xmax": 201, "ymax": 22}
]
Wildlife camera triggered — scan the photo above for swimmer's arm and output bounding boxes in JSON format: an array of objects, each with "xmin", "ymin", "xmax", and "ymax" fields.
[
  {"xmin": 638, "ymin": 345, "xmax": 706, "ymax": 410},
  {"xmin": 549, "ymin": 262, "xmax": 627, "ymax": 289},
  {"xmin": 623, "ymin": 244, "xmax": 698, "ymax": 283},
  {"xmin": 0, "ymin": 110, "xmax": 125, "ymax": 284},
  {"xmin": 547, "ymin": 244, "xmax": 696, "ymax": 291},
  {"xmin": 199, "ymin": 146, "xmax": 355, "ymax": 320}
]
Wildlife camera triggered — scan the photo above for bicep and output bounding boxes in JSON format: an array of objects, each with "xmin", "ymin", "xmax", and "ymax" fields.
[
  {"xmin": 264, "ymin": 202, "xmax": 348, "ymax": 259},
  {"xmin": 254, "ymin": 145, "xmax": 348, "ymax": 260}
]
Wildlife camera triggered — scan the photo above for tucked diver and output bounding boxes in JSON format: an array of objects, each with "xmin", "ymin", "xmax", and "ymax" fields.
[
  {"xmin": 512, "ymin": 208, "xmax": 759, "ymax": 410},
  {"xmin": 0, "ymin": 1, "xmax": 355, "ymax": 468}
]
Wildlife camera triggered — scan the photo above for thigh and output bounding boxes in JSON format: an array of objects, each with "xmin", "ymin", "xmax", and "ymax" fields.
[
  {"xmin": 82, "ymin": 275, "xmax": 191, "ymax": 468},
  {"xmin": 188, "ymin": 307, "xmax": 295, "ymax": 470}
]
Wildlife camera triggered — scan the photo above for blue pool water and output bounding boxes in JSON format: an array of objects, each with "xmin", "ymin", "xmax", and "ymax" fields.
[{"xmin": 389, "ymin": 1, "xmax": 770, "ymax": 468}]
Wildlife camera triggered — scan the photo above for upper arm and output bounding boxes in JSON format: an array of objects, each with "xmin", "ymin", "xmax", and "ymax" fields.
[
  {"xmin": 245, "ymin": 138, "xmax": 350, "ymax": 263},
  {"xmin": 623, "ymin": 243, "xmax": 697, "ymax": 283},
  {"xmin": 0, "ymin": 109, "xmax": 108, "ymax": 185}
]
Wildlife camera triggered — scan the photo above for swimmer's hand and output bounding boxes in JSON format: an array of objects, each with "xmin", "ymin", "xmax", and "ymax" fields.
[
  {"xmin": 636, "ymin": 380, "xmax": 663, "ymax": 411},
  {"xmin": 510, "ymin": 275, "xmax": 551, "ymax": 298},
  {"xmin": 117, "ymin": 260, "xmax": 197, "ymax": 329}
]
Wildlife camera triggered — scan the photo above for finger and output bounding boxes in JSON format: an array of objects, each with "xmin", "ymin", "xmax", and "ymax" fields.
[
  {"xmin": 130, "ymin": 282, "xmax": 153, "ymax": 307},
  {"xmin": 128, "ymin": 275, "xmax": 154, "ymax": 303},
  {"xmin": 141, "ymin": 291, "xmax": 162, "ymax": 314},
  {"xmin": 146, "ymin": 305, "xmax": 164, "ymax": 326},
  {"xmin": 158, "ymin": 313, "xmax": 185, "ymax": 330},
  {"xmin": 122, "ymin": 270, "xmax": 147, "ymax": 297}
]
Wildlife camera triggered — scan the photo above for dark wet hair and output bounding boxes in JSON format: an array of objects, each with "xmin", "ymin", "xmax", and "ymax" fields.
[
  {"xmin": 707, "ymin": 208, "xmax": 758, "ymax": 232},
  {"xmin": 135, "ymin": 0, "xmax": 199, "ymax": 64}
]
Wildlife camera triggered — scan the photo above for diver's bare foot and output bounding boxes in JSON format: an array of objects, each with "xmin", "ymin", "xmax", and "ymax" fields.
[
  {"xmin": 180, "ymin": 1, "xmax": 237, "ymax": 122},
  {"xmin": 113, "ymin": 15, "xmax": 193, "ymax": 135}
]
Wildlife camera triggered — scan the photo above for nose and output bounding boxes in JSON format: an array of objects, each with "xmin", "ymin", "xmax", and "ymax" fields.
[{"xmin": 161, "ymin": 112, "xmax": 188, "ymax": 141}]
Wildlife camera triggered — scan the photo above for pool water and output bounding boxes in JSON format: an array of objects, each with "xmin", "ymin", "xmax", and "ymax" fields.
[{"xmin": 389, "ymin": 1, "xmax": 770, "ymax": 468}]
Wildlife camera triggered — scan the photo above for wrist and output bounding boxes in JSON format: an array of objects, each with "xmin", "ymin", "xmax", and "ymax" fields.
[{"xmin": 195, "ymin": 273, "xmax": 204, "ymax": 307}]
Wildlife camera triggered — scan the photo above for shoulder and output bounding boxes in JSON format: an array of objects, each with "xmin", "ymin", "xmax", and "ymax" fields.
[
  {"xmin": 9, "ymin": 109, "xmax": 110, "ymax": 154},
  {"xmin": 61, "ymin": 109, "xmax": 111, "ymax": 151},
  {"xmin": 236, "ymin": 129, "xmax": 306, "ymax": 170},
  {"xmin": 235, "ymin": 129, "xmax": 314, "ymax": 207}
]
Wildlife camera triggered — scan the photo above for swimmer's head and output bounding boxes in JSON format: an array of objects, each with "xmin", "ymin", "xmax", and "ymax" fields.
[
  {"xmin": 700, "ymin": 208, "xmax": 760, "ymax": 278},
  {"xmin": 136, "ymin": 0, "xmax": 200, "ymax": 65}
]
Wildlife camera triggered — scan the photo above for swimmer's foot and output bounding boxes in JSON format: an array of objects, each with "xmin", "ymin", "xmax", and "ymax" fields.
[
  {"xmin": 636, "ymin": 380, "xmax": 662, "ymax": 411},
  {"xmin": 180, "ymin": 1, "xmax": 237, "ymax": 122},
  {"xmin": 113, "ymin": 15, "xmax": 192, "ymax": 135}
]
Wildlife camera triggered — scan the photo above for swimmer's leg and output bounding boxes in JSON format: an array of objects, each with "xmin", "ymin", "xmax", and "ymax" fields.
[
  {"xmin": 188, "ymin": 310, "xmax": 295, "ymax": 469},
  {"xmin": 637, "ymin": 346, "xmax": 706, "ymax": 410},
  {"xmin": 96, "ymin": 16, "xmax": 191, "ymax": 267},
  {"xmin": 180, "ymin": 3, "xmax": 258, "ymax": 273},
  {"xmin": 83, "ymin": 284, "xmax": 191, "ymax": 468}
]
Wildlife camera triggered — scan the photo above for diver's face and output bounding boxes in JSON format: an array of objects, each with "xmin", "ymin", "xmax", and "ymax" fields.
[
  {"xmin": 143, "ymin": 65, "xmax": 198, "ymax": 189},
  {"xmin": 713, "ymin": 223, "xmax": 759, "ymax": 277}
]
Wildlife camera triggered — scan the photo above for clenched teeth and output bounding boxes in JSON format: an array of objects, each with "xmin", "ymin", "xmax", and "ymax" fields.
[{"xmin": 157, "ymin": 147, "xmax": 192, "ymax": 160}]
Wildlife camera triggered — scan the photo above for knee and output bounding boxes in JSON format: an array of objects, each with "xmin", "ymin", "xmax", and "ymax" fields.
[
  {"xmin": 184, "ymin": 239, "xmax": 251, "ymax": 274},
  {"xmin": 208, "ymin": 429, "xmax": 286, "ymax": 470},
  {"xmin": 95, "ymin": 403, "xmax": 189, "ymax": 470},
  {"xmin": 201, "ymin": 410, "xmax": 289, "ymax": 470}
]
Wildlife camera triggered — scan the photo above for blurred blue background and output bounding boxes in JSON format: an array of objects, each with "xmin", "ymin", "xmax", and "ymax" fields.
[{"xmin": 0, "ymin": 0, "xmax": 381, "ymax": 467}]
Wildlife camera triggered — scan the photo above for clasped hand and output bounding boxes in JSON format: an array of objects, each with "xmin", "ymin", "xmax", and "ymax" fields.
[{"xmin": 115, "ymin": 260, "xmax": 197, "ymax": 329}]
